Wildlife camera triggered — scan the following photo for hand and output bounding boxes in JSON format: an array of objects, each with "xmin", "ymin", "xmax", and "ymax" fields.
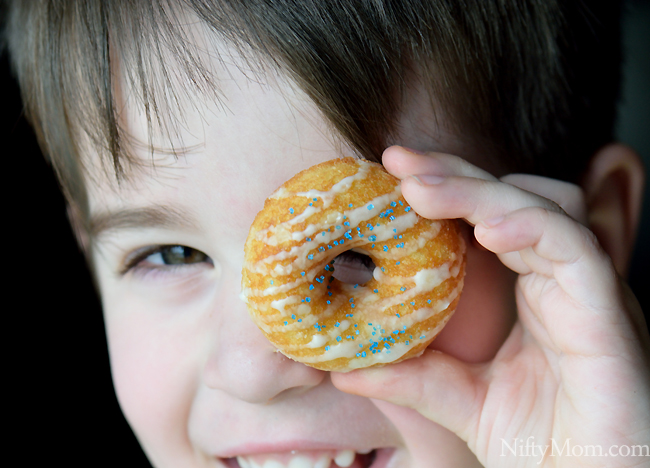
[{"xmin": 332, "ymin": 146, "xmax": 650, "ymax": 467}]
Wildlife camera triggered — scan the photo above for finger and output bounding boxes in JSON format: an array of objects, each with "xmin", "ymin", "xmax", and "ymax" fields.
[
  {"xmin": 500, "ymin": 174, "xmax": 588, "ymax": 225},
  {"xmin": 399, "ymin": 174, "xmax": 563, "ymax": 227},
  {"xmin": 382, "ymin": 146, "xmax": 498, "ymax": 182},
  {"xmin": 474, "ymin": 206, "xmax": 634, "ymax": 355},
  {"xmin": 331, "ymin": 349, "xmax": 486, "ymax": 442}
]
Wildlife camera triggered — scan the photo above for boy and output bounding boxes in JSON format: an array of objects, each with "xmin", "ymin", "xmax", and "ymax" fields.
[{"xmin": 5, "ymin": 1, "xmax": 649, "ymax": 467}]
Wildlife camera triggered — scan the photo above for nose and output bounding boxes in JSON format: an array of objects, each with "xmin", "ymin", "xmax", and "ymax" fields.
[{"xmin": 202, "ymin": 272, "xmax": 327, "ymax": 403}]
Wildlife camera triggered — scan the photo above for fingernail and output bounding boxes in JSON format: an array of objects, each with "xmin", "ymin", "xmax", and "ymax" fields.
[
  {"xmin": 482, "ymin": 215, "xmax": 504, "ymax": 228},
  {"xmin": 410, "ymin": 174, "xmax": 445, "ymax": 185},
  {"xmin": 401, "ymin": 146, "xmax": 427, "ymax": 156}
]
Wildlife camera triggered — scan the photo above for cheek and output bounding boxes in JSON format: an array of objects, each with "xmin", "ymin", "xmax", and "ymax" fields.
[
  {"xmin": 430, "ymin": 230, "xmax": 518, "ymax": 363},
  {"xmin": 103, "ymin": 293, "xmax": 201, "ymax": 465}
]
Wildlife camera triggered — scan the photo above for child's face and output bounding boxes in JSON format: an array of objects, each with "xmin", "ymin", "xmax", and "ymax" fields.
[{"xmin": 88, "ymin": 45, "xmax": 517, "ymax": 468}]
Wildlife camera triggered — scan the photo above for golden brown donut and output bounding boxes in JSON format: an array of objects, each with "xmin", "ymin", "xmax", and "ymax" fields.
[{"xmin": 241, "ymin": 158, "xmax": 465, "ymax": 372}]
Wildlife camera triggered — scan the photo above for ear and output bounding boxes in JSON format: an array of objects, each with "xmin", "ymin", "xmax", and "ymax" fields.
[{"xmin": 582, "ymin": 143, "xmax": 646, "ymax": 278}]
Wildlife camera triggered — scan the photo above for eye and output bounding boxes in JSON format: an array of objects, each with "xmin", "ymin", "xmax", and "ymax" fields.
[
  {"xmin": 123, "ymin": 245, "xmax": 213, "ymax": 275},
  {"xmin": 331, "ymin": 249, "xmax": 376, "ymax": 285}
]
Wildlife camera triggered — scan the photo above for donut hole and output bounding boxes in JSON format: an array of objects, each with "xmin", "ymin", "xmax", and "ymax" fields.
[{"xmin": 331, "ymin": 249, "xmax": 376, "ymax": 285}]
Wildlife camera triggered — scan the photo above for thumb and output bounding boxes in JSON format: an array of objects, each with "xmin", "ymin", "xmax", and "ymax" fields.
[{"xmin": 330, "ymin": 348, "xmax": 485, "ymax": 442}]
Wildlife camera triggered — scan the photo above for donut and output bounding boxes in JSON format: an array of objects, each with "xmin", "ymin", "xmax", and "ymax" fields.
[{"xmin": 241, "ymin": 157, "xmax": 465, "ymax": 372}]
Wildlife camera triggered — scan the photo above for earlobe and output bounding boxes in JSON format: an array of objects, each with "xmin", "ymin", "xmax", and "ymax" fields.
[{"xmin": 582, "ymin": 143, "xmax": 645, "ymax": 277}]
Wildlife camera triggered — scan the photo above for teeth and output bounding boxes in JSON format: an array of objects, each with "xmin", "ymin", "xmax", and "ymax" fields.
[
  {"xmin": 313, "ymin": 455, "xmax": 331, "ymax": 468},
  {"xmin": 263, "ymin": 461, "xmax": 285, "ymax": 468},
  {"xmin": 334, "ymin": 450, "xmax": 355, "ymax": 468},
  {"xmin": 236, "ymin": 449, "xmax": 364, "ymax": 468},
  {"xmin": 288, "ymin": 456, "xmax": 319, "ymax": 468},
  {"xmin": 237, "ymin": 456, "xmax": 251, "ymax": 468}
]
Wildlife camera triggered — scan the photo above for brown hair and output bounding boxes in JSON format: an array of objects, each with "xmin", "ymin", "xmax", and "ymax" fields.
[{"xmin": 3, "ymin": 0, "xmax": 622, "ymax": 230}]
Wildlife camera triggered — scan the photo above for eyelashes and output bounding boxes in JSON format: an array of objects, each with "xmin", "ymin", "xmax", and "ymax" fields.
[{"xmin": 121, "ymin": 245, "xmax": 213, "ymax": 277}]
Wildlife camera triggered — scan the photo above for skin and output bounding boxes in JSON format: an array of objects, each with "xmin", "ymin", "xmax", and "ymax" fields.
[{"xmin": 84, "ymin": 40, "xmax": 650, "ymax": 467}]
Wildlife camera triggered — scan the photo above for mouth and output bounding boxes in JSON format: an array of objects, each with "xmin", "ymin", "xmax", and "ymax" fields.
[{"xmin": 222, "ymin": 448, "xmax": 392, "ymax": 468}]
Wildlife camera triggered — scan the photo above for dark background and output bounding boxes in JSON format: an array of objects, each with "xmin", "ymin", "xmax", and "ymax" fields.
[{"xmin": 4, "ymin": 1, "xmax": 648, "ymax": 465}]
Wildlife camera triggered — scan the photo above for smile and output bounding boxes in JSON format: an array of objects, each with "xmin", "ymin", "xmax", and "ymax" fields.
[{"xmin": 223, "ymin": 448, "xmax": 391, "ymax": 468}]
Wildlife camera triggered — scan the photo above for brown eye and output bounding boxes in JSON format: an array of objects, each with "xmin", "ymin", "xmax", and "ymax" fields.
[
  {"xmin": 154, "ymin": 245, "xmax": 210, "ymax": 265},
  {"xmin": 154, "ymin": 245, "xmax": 209, "ymax": 265}
]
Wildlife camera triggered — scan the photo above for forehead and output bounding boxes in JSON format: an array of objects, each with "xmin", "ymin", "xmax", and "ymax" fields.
[{"xmin": 85, "ymin": 43, "xmax": 358, "ymax": 238}]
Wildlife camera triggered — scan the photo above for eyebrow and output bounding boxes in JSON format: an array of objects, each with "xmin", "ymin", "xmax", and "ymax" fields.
[{"xmin": 90, "ymin": 204, "xmax": 199, "ymax": 238}]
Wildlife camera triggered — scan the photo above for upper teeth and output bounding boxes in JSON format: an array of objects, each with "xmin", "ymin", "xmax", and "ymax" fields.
[{"xmin": 236, "ymin": 449, "xmax": 361, "ymax": 468}]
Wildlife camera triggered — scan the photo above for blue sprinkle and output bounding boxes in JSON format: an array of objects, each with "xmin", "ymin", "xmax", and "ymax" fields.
[
  {"xmin": 368, "ymin": 322, "xmax": 373, "ymax": 325},
  {"xmin": 344, "ymin": 221, "xmax": 350, "ymax": 227},
  {"xmin": 335, "ymin": 322, "xmax": 340, "ymax": 327},
  {"xmin": 420, "ymin": 335, "xmax": 425, "ymax": 339},
  {"xmin": 328, "ymin": 245, "xmax": 332, "ymax": 249},
  {"xmin": 337, "ymin": 336, "xmax": 342, "ymax": 342},
  {"xmin": 371, "ymin": 244, "xmax": 375, "ymax": 248},
  {"xmin": 406, "ymin": 341, "xmax": 410, "ymax": 345},
  {"xmin": 328, "ymin": 292, "xmax": 332, "ymax": 296},
  {"xmin": 349, "ymin": 203, "xmax": 353, "ymax": 208},
  {"xmin": 336, "ymin": 225, "xmax": 341, "ymax": 230},
  {"xmin": 289, "ymin": 208, "xmax": 294, "ymax": 214},
  {"xmin": 333, "ymin": 241, "xmax": 338, "ymax": 246},
  {"xmin": 301, "ymin": 271, "xmax": 305, "ymax": 276},
  {"xmin": 307, "ymin": 254, "xmax": 314, "ymax": 260},
  {"xmin": 306, "ymin": 237, "xmax": 312, "ymax": 242},
  {"xmin": 291, "ymin": 314, "xmax": 296, "ymax": 319},
  {"xmin": 354, "ymin": 324, "xmax": 358, "ymax": 327},
  {"xmin": 381, "ymin": 267, "xmax": 385, "ymax": 272},
  {"xmin": 356, "ymin": 330, "xmax": 359, "ymax": 335},
  {"xmin": 410, "ymin": 301, "xmax": 415, "ymax": 305},
  {"xmin": 362, "ymin": 351, "xmax": 367, "ymax": 357},
  {"xmin": 367, "ymin": 204, "xmax": 374, "ymax": 210},
  {"xmin": 306, "ymin": 297, "xmax": 311, "ymax": 302},
  {"xmin": 343, "ymin": 216, "xmax": 347, "ymax": 219},
  {"xmin": 396, "ymin": 313, "xmax": 400, "ymax": 317},
  {"xmin": 368, "ymin": 235, "xmax": 377, "ymax": 242},
  {"xmin": 400, "ymin": 287, "xmax": 406, "ymax": 291},
  {"xmin": 327, "ymin": 300, "xmax": 331, "ymax": 304},
  {"xmin": 405, "ymin": 207, "xmax": 411, "ymax": 212},
  {"xmin": 322, "ymin": 231, "xmax": 326, "ymax": 236},
  {"xmin": 389, "ymin": 216, "xmax": 395, "ymax": 221},
  {"xmin": 298, "ymin": 319, "xmax": 302, "ymax": 322},
  {"xmin": 340, "ymin": 239, "xmax": 345, "ymax": 244},
  {"xmin": 373, "ymin": 289, "xmax": 378, "ymax": 293},
  {"xmin": 391, "ymin": 201, "xmax": 397, "ymax": 207},
  {"xmin": 324, "ymin": 265, "xmax": 331, "ymax": 271},
  {"xmin": 351, "ymin": 304, "xmax": 355, "ymax": 308},
  {"xmin": 325, "ymin": 346, "xmax": 330, "ymax": 351},
  {"xmin": 309, "ymin": 203, "xmax": 313, "ymax": 206},
  {"xmin": 309, "ymin": 285, "xmax": 314, "ymax": 290},
  {"xmin": 359, "ymin": 344, "xmax": 363, "ymax": 348},
  {"xmin": 313, "ymin": 198, "xmax": 317, "ymax": 201},
  {"xmin": 427, "ymin": 299, "xmax": 432, "ymax": 304},
  {"xmin": 383, "ymin": 246, "xmax": 389, "ymax": 252},
  {"xmin": 396, "ymin": 261, "xmax": 400, "ymax": 265},
  {"xmin": 399, "ymin": 200, "xmax": 403, "ymax": 205},
  {"xmin": 284, "ymin": 321, "xmax": 288, "ymax": 325},
  {"xmin": 270, "ymin": 280, "xmax": 274, "ymax": 284}
]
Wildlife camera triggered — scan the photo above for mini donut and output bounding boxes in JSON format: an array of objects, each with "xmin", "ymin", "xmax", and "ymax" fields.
[{"xmin": 241, "ymin": 157, "xmax": 465, "ymax": 372}]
